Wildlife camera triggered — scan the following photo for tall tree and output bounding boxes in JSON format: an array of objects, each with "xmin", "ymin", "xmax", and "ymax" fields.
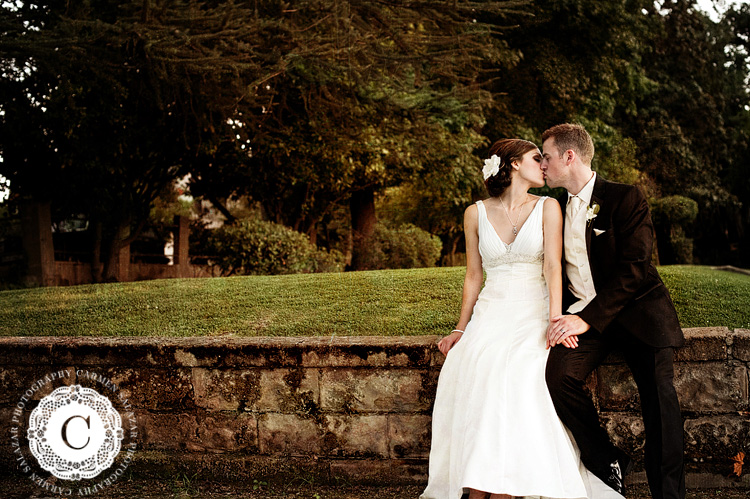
[
  {"xmin": 494, "ymin": 0, "xmax": 657, "ymax": 160},
  {"xmin": 2, "ymin": 0, "xmax": 532, "ymax": 276},
  {"xmin": 493, "ymin": 0, "xmax": 749, "ymax": 264},
  {"xmin": 188, "ymin": 0, "xmax": 528, "ymax": 269},
  {"xmin": 631, "ymin": 0, "xmax": 749, "ymax": 263},
  {"xmin": 0, "ymin": 1, "xmax": 262, "ymax": 280}
]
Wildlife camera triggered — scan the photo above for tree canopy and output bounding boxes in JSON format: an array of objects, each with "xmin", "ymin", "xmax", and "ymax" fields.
[{"xmin": 1, "ymin": 0, "xmax": 748, "ymax": 279}]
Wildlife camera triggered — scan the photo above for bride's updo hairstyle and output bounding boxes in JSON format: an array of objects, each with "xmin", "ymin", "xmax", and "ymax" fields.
[{"xmin": 485, "ymin": 138, "xmax": 538, "ymax": 197}]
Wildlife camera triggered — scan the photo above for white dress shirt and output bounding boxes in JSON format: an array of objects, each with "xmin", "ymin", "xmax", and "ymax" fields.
[{"xmin": 565, "ymin": 172, "xmax": 597, "ymax": 314}]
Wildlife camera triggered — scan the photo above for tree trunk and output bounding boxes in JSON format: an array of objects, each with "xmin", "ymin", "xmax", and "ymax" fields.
[
  {"xmin": 92, "ymin": 221, "xmax": 104, "ymax": 283},
  {"xmin": 307, "ymin": 223, "xmax": 318, "ymax": 246},
  {"xmin": 349, "ymin": 186, "xmax": 377, "ymax": 271},
  {"xmin": 101, "ymin": 220, "xmax": 139, "ymax": 282},
  {"xmin": 208, "ymin": 195, "xmax": 236, "ymax": 225},
  {"xmin": 102, "ymin": 240, "xmax": 120, "ymax": 283},
  {"xmin": 102, "ymin": 225, "xmax": 126, "ymax": 282},
  {"xmin": 449, "ymin": 234, "xmax": 460, "ymax": 266}
]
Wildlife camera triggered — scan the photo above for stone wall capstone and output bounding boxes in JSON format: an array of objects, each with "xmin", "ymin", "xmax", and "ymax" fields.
[{"xmin": 0, "ymin": 328, "xmax": 748, "ymax": 487}]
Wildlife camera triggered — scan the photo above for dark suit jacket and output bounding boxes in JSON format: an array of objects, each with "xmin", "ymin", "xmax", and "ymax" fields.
[{"xmin": 560, "ymin": 176, "xmax": 684, "ymax": 348}]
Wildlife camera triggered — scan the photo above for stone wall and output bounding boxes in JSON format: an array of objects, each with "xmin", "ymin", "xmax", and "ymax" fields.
[{"xmin": 0, "ymin": 328, "xmax": 748, "ymax": 487}]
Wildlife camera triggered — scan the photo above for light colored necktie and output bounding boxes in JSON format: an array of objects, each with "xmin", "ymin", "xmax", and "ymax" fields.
[{"xmin": 568, "ymin": 195, "xmax": 585, "ymax": 218}]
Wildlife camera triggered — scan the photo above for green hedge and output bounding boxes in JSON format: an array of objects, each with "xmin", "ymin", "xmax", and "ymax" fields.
[
  {"xmin": 357, "ymin": 223, "xmax": 443, "ymax": 270},
  {"xmin": 193, "ymin": 219, "xmax": 345, "ymax": 275}
]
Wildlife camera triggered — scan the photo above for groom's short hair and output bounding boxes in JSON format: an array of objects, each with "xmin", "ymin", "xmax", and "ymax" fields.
[{"xmin": 542, "ymin": 124, "xmax": 595, "ymax": 165}]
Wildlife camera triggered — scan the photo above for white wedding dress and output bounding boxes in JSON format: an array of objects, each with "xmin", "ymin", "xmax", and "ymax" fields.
[{"xmin": 421, "ymin": 198, "xmax": 623, "ymax": 499}]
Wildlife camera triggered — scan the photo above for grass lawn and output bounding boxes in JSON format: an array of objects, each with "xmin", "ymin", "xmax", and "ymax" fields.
[{"xmin": 0, "ymin": 265, "xmax": 747, "ymax": 337}]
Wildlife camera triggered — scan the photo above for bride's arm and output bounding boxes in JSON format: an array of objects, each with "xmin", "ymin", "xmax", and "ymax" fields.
[
  {"xmin": 437, "ymin": 204, "xmax": 482, "ymax": 356},
  {"xmin": 542, "ymin": 198, "xmax": 575, "ymax": 349}
]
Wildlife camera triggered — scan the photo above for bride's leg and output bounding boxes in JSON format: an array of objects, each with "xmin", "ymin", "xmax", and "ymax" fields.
[{"xmin": 487, "ymin": 494, "xmax": 511, "ymax": 499}]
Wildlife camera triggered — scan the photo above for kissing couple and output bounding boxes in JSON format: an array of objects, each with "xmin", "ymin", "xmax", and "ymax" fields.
[{"xmin": 421, "ymin": 123, "xmax": 686, "ymax": 499}]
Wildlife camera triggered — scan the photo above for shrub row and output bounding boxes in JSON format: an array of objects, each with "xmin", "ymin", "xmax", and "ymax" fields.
[{"xmin": 192, "ymin": 220, "xmax": 442, "ymax": 275}]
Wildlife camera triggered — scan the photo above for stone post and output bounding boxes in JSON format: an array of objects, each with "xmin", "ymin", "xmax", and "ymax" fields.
[
  {"xmin": 174, "ymin": 215, "xmax": 190, "ymax": 275},
  {"xmin": 114, "ymin": 224, "xmax": 131, "ymax": 282}
]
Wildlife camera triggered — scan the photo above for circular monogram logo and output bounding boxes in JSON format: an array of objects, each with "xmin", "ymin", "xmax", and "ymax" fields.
[{"xmin": 26, "ymin": 385, "xmax": 124, "ymax": 480}]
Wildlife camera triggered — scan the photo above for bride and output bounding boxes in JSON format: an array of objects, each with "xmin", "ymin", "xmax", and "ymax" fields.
[{"xmin": 420, "ymin": 139, "xmax": 623, "ymax": 499}]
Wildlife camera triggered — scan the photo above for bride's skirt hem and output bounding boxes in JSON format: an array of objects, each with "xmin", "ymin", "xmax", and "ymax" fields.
[{"xmin": 419, "ymin": 490, "xmax": 587, "ymax": 499}]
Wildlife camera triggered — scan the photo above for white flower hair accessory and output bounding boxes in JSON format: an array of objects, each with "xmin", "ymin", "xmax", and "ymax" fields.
[{"xmin": 483, "ymin": 154, "xmax": 502, "ymax": 181}]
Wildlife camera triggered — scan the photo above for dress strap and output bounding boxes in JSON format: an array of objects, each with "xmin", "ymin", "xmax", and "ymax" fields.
[
  {"xmin": 535, "ymin": 196, "xmax": 549, "ymax": 211},
  {"xmin": 475, "ymin": 200, "xmax": 494, "ymax": 247},
  {"xmin": 475, "ymin": 200, "xmax": 486, "ymax": 223}
]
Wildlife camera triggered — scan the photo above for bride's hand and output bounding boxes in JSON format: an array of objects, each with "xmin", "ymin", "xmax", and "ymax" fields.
[
  {"xmin": 545, "ymin": 322, "xmax": 579, "ymax": 349},
  {"xmin": 547, "ymin": 314, "xmax": 589, "ymax": 348},
  {"xmin": 437, "ymin": 331, "xmax": 463, "ymax": 356}
]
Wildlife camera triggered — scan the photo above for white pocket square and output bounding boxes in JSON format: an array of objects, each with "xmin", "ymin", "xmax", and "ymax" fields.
[{"xmin": 594, "ymin": 229, "xmax": 606, "ymax": 236}]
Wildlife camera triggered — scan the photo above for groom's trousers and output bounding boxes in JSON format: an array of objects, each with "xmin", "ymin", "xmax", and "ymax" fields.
[{"xmin": 546, "ymin": 325, "xmax": 686, "ymax": 499}]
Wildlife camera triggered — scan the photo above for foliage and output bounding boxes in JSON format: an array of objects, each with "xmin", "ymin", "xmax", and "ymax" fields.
[
  {"xmin": 627, "ymin": 1, "xmax": 749, "ymax": 265},
  {"xmin": 357, "ymin": 223, "xmax": 443, "ymax": 271},
  {"xmin": 0, "ymin": 266, "xmax": 746, "ymax": 337},
  {"xmin": 200, "ymin": 220, "xmax": 344, "ymax": 276},
  {"xmin": 651, "ymin": 195, "xmax": 700, "ymax": 265},
  {"xmin": 652, "ymin": 196, "xmax": 700, "ymax": 227},
  {"xmin": 2, "ymin": 0, "xmax": 749, "ymax": 277},
  {"xmin": 186, "ymin": 0, "xmax": 527, "ymax": 267},
  {"xmin": 595, "ymin": 137, "xmax": 657, "ymax": 196},
  {"xmin": 0, "ymin": 1, "xmax": 270, "ymax": 279},
  {"xmin": 0, "ymin": 0, "xmax": 532, "ymax": 276},
  {"xmin": 495, "ymin": 0, "xmax": 657, "ymax": 142},
  {"xmin": 129, "ymin": 186, "xmax": 196, "ymax": 263},
  {"xmin": 376, "ymin": 155, "xmax": 486, "ymax": 262},
  {"xmin": 489, "ymin": 0, "xmax": 748, "ymax": 266},
  {"xmin": 149, "ymin": 190, "xmax": 194, "ymax": 228}
]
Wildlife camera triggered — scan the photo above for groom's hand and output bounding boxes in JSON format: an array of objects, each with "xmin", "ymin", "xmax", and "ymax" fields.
[{"xmin": 547, "ymin": 314, "xmax": 590, "ymax": 348}]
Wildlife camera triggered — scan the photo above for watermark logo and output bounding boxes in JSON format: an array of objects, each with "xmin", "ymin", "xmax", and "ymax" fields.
[
  {"xmin": 9, "ymin": 369, "xmax": 138, "ymax": 496},
  {"xmin": 27, "ymin": 385, "xmax": 124, "ymax": 480}
]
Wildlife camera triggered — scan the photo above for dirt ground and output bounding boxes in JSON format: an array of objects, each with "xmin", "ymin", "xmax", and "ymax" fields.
[{"xmin": 2, "ymin": 477, "xmax": 749, "ymax": 499}]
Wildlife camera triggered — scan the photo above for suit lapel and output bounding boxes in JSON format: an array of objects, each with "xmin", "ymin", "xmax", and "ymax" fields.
[
  {"xmin": 557, "ymin": 193, "xmax": 568, "ymax": 269},
  {"xmin": 557, "ymin": 194, "xmax": 567, "ymax": 223},
  {"xmin": 557, "ymin": 194, "xmax": 568, "ymax": 256},
  {"xmin": 587, "ymin": 176, "xmax": 607, "ymax": 259}
]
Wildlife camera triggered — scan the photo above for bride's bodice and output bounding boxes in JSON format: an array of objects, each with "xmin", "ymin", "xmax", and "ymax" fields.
[
  {"xmin": 477, "ymin": 197, "xmax": 546, "ymax": 270},
  {"xmin": 476, "ymin": 197, "xmax": 547, "ymax": 301}
]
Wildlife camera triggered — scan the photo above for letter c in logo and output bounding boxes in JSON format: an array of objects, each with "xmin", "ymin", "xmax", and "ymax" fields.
[{"xmin": 61, "ymin": 415, "xmax": 91, "ymax": 450}]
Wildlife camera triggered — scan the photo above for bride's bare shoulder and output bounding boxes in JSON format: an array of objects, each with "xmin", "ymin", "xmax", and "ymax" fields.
[{"xmin": 542, "ymin": 196, "xmax": 563, "ymax": 219}]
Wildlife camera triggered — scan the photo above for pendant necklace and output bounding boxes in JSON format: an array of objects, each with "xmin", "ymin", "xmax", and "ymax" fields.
[{"xmin": 499, "ymin": 196, "xmax": 525, "ymax": 236}]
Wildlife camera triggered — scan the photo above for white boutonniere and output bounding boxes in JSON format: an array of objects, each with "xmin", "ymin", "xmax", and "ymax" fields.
[
  {"xmin": 586, "ymin": 203, "xmax": 600, "ymax": 225},
  {"xmin": 482, "ymin": 154, "xmax": 501, "ymax": 180}
]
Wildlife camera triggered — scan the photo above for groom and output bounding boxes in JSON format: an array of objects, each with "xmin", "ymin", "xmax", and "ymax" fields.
[{"xmin": 541, "ymin": 123, "xmax": 685, "ymax": 499}]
